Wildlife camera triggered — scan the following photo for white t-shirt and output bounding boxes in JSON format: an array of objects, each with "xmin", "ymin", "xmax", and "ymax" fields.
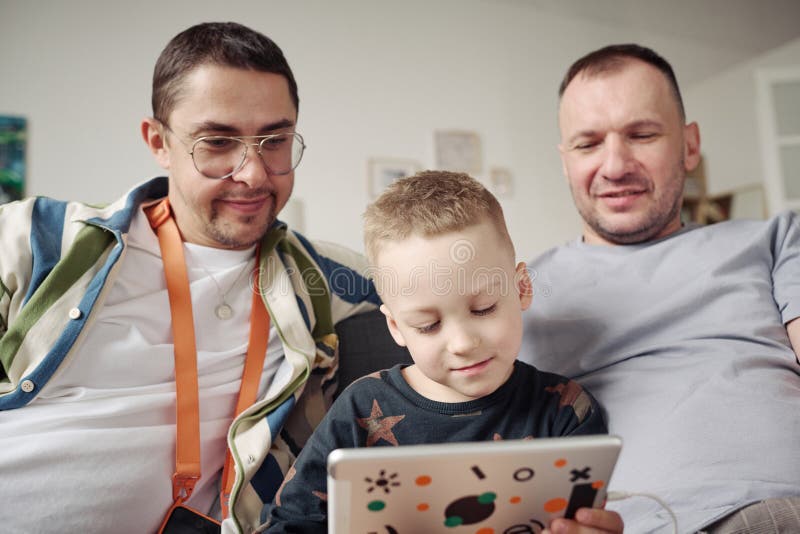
[{"xmin": 0, "ymin": 207, "xmax": 284, "ymax": 533}]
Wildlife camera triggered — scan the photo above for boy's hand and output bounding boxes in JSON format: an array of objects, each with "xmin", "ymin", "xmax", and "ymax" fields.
[{"xmin": 543, "ymin": 508, "xmax": 624, "ymax": 534}]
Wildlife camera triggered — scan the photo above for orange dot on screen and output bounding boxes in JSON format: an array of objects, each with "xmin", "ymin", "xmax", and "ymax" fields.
[
  {"xmin": 415, "ymin": 475, "xmax": 432, "ymax": 486},
  {"xmin": 554, "ymin": 458, "xmax": 567, "ymax": 468},
  {"xmin": 544, "ymin": 497, "xmax": 568, "ymax": 513},
  {"xmin": 509, "ymin": 496, "xmax": 522, "ymax": 504},
  {"xmin": 417, "ymin": 503, "xmax": 429, "ymax": 511},
  {"xmin": 476, "ymin": 529, "xmax": 495, "ymax": 534},
  {"xmin": 592, "ymin": 480, "xmax": 605, "ymax": 489}
]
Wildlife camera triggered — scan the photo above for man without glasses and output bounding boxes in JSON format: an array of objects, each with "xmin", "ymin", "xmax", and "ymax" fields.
[{"xmin": 520, "ymin": 44, "xmax": 800, "ymax": 533}]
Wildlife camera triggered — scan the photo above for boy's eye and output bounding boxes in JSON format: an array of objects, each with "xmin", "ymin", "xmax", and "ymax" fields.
[
  {"xmin": 472, "ymin": 304, "xmax": 496, "ymax": 316},
  {"xmin": 415, "ymin": 321, "xmax": 440, "ymax": 334}
]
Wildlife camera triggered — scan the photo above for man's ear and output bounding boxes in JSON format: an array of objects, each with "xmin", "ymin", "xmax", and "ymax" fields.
[
  {"xmin": 141, "ymin": 117, "xmax": 171, "ymax": 170},
  {"xmin": 516, "ymin": 262, "xmax": 533, "ymax": 311},
  {"xmin": 380, "ymin": 304, "xmax": 407, "ymax": 347},
  {"xmin": 683, "ymin": 122, "xmax": 701, "ymax": 173}
]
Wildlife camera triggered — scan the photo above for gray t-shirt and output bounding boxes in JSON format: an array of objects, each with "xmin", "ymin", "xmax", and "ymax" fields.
[{"xmin": 519, "ymin": 211, "xmax": 800, "ymax": 534}]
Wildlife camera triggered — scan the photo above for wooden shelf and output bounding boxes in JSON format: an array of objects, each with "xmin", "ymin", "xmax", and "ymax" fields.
[
  {"xmin": 682, "ymin": 156, "xmax": 733, "ymax": 224},
  {"xmin": 682, "ymin": 193, "xmax": 733, "ymax": 224}
]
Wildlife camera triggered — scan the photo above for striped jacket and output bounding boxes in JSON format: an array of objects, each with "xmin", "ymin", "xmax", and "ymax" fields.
[{"xmin": 0, "ymin": 177, "xmax": 379, "ymax": 533}]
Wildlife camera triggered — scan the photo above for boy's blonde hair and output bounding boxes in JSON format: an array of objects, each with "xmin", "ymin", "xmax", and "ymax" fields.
[{"xmin": 363, "ymin": 170, "xmax": 514, "ymax": 265}]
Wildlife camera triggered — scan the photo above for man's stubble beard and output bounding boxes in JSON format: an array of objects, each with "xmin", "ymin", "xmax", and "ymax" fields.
[
  {"xmin": 207, "ymin": 201, "xmax": 275, "ymax": 249},
  {"xmin": 575, "ymin": 159, "xmax": 686, "ymax": 245}
]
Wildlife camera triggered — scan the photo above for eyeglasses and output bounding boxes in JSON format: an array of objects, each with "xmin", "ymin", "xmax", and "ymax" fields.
[{"xmin": 162, "ymin": 123, "xmax": 306, "ymax": 179}]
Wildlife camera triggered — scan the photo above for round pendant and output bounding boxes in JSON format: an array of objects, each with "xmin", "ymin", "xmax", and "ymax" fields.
[{"xmin": 215, "ymin": 303, "xmax": 233, "ymax": 320}]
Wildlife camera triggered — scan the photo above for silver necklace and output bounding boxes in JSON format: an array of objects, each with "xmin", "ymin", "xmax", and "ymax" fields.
[{"xmin": 189, "ymin": 251, "xmax": 255, "ymax": 320}]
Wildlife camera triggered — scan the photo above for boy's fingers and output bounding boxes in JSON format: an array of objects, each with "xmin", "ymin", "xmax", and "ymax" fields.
[
  {"xmin": 546, "ymin": 508, "xmax": 625, "ymax": 534},
  {"xmin": 575, "ymin": 507, "xmax": 625, "ymax": 532}
]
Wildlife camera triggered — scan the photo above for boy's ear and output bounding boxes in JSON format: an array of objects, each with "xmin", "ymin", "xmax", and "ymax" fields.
[
  {"xmin": 380, "ymin": 304, "xmax": 407, "ymax": 347},
  {"xmin": 516, "ymin": 262, "xmax": 533, "ymax": 311},
  {"xmin": 141, "ymin": 117, "xmax": 171, "ymax": 170}
]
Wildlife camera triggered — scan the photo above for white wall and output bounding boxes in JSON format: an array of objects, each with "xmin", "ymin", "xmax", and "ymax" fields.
[
  {"xmin": 0, "ymin": 0, "xmax": 793, "ymax": 256},
  {"xmin": 683, "ymin": 37, "xmax": 800, "ymax": 210}
]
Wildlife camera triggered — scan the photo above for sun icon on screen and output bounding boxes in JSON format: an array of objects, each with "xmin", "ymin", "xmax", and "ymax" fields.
[{"xmin": 365, "ymin": 469, "xmax": 401, "ymax": 494}]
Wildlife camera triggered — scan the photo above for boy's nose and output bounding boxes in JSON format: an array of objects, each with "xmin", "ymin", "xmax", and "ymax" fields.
[{"xmin": 447, "ymin": 326, "xmax": 480, "ymax": 355}]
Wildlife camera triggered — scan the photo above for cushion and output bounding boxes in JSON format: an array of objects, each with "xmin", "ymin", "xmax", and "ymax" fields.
[{"xmin": 334, "ymin": 309, "xmax": 413, "ymax": 395}]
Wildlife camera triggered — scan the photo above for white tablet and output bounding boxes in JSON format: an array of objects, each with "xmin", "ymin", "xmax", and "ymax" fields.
[{"xmin": 327, "ymin": 434, "xmax": 622, "ymax": 534}]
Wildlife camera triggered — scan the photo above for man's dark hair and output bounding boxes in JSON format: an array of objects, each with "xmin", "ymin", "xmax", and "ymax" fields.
[
  {"xmin": 559, "ymin": 44, "xmax": 685, "ymax": 120},
  {"xmin": 152, "ymin": 22, "xmax": 299, "ymax": 123}
]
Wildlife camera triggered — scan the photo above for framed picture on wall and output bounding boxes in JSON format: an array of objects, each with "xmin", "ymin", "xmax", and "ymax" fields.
[
  {"xmin": 434, "ymin": 129, "xmax": 482, "ymax": 175},
  {"xmin": 368, "ymin": 158, "xmax": 421, "ymax": 198},
  {"xmin": 0, "ymin": 115, "xmax": 26, "ymax": 204}
]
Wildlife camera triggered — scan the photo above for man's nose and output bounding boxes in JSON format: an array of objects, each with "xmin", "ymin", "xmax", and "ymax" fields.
[
  {"xmin": 599, "ymin": 136, "xmax": 633, "ymax": 180},
  {"xmin": 231, "ymin": 143, "xmax": 272, "ymax": 186}
]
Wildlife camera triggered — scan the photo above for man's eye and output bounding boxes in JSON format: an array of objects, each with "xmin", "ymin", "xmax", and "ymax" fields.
[
  {"xmin": 574, "ymin": 141, "xmax": 598, "ymax": 151},
  {"xmin": 200, "ymin": 138, "xmax": 237, "ymax": 150},
  {"xmin": 631, "ymin": 133, "xmax": 656, "ymax": 141},
  {"xmin": 472, "ymin": 304, "xmax": 496, "ymax": 316},
  {"xmin": 261, "ymin": 135, "xmax": 288, "ymax": 150},
  {"xmin": 416, "ymin": 321, "xmax": 440, "ymax": 334}
]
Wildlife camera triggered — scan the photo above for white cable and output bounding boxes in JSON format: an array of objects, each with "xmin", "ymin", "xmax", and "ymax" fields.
[{"xmin": 606, "ymin": 490, "xmax": 679, "ymax": 534}]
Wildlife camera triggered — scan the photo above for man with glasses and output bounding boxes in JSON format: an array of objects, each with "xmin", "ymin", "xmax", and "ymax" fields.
[{"xmin": 0, "ymin": 22, "xmax": 378, "ymax": 533}]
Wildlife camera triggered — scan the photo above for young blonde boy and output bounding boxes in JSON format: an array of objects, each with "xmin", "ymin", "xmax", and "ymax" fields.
[{"xmin": 264, "ymin": 171, "xmax": 622, "ymax": 534}]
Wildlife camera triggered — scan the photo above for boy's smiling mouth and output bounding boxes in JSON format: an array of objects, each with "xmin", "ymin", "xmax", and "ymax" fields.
[{"xmin": 453, "ymin": 358, "xmax": 492, "ymax": 374}]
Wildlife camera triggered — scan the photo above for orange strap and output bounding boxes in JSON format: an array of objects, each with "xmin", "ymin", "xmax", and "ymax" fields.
[
  {"xmin": 220, "ymin": 267, "xmax": 269, "ymax": 518},
  {"xmin": 145, "ymin": 198, "xmax": 269, "ymax": 517}
]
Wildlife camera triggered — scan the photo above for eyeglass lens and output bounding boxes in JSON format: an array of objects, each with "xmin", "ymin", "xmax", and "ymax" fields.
[{"xmin": 191, "ymin": 133, "xmax": 304, "ymax": 179}]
